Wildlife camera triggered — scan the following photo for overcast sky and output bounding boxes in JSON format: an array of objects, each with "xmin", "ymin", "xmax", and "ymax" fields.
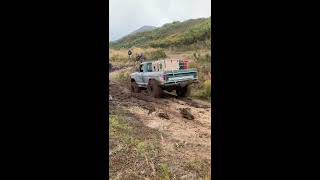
[{"xmin": 109, "ymin": 0, "xmax": 211, "ymax": 41}]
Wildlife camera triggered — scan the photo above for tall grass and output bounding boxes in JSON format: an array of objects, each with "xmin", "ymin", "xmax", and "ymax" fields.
[
  {"xmin": 109, "ymin": 48, "xmax": 167, "ymax": 63},
  {"xmin": 189, "ymin": 51, "xmax": 211, "ymax": 100},
  {"xmin": 160, "ymin": 163, "xmax": 171, "ymax": 180},
  {"xmin": 145, "ymin": 49, "xmax": 167, "ymax": 60},
  {"xmin": 110, "ymin": 70, "xmax": 131, "ymax": 81},
  {"xmin": 192, "ymin": 80, "xmax": 211, "ymax": 100}
]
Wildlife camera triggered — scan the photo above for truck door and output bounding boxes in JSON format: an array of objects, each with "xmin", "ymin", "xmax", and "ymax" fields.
[
  {"xmin": 135, "ymin": 64, "xmax": 144, "ymax": 84},
  {"xmin": 142, "ymin": 63, "xmax": 153, "ymax": 84}
]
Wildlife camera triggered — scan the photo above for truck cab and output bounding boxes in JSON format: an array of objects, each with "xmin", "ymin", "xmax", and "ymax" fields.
[{"xmin": 131, "ymin": 61, "xmax": 156, "ymax": 87}]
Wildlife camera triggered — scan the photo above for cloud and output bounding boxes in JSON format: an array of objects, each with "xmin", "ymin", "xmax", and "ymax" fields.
[{"xmin": 109, "ymin": 0, "xmax": 211, "ymax": 41}]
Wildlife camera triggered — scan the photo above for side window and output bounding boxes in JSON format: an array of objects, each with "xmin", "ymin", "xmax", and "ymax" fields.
[{"xmin": 147, "ymin": 63, "xmax": 153, "ymax": 72}]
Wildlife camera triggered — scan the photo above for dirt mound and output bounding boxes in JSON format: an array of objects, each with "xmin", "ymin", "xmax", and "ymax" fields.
[
  {"xmin": 178, "ymin": 108, "xmax": 194, "ymax": 120},
  {"xmin": 158, "ymin": 112, "xmax": 170, "ymax": 119}
]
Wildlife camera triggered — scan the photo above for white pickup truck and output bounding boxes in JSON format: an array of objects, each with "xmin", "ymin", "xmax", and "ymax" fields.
[{"xmin": 130, "ymin": 60, "xmax": 198, "ymax": 98}]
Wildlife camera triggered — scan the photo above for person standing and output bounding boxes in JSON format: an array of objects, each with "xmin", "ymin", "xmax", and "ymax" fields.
[
  {"xmin": 128, "ymin": 49, "xmax": 132, "ymax": 59},
  {"xmin": 140, "ymin": 52, "xmax": 145, "ymax": 61}
]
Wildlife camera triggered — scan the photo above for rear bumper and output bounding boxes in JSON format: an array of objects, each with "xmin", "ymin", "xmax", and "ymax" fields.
[{"xmin": 161, "ymin": 79, "xmax": 199, "ymax": 87}]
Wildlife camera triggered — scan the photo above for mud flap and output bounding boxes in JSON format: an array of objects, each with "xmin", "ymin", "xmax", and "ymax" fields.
[{"xmin": 179, "ymin": 82, "xmax": 188, "ymax": 88}]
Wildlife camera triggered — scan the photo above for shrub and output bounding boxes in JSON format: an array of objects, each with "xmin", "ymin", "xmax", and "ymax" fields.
[
  {"xmin": 160, "ymin": 163, "xmax": 170, "ymax": 180},
  {"xmin": 189, "ymin": 61, "xmax": 197, "ymax": 69},
  {"xmin": 192, "ymin": 80, "xmax": 211, "ymax": 100},
  {"xmin": 111, "ymin": 70, "xmax": 130, "ymax": 81},
  {"xmin": 200, "ymin": 53, "xmax": 211, "ymax": 63},
  {"xmin": 203, "ymin": 80, "xmax": 211, "ymax": 97},
  {"xmin": 145, "ymin": 49, "xmax": 167, "ymax": 60}
]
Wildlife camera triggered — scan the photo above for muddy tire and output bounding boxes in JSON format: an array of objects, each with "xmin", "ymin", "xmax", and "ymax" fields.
[
  {"xmin": 176, "ymin": 85, "xmax": 191, "ymax": 97},
  {"xmin": 147, "ymin": 80, "xmax": 163, "ymax": 98},
  {"xmin": 131, "ymin": 81, "xmax": 141, "ymax": 93}
]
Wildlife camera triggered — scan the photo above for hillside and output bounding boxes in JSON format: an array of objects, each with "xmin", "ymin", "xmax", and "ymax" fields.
[
  {"xmin": 109, "ymin": 17, "xmax": 211, "ymax": 50},
  {"xmin": 130, "ymin": 25, "xmax": 157, "ymax": 35}
]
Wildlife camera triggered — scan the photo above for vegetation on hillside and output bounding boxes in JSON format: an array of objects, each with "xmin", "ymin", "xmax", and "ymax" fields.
[
  {"xmin": 109, "ymin": 48, "xmax": 167, "ymax": 65},
  {"xmin": 110, "ymin": 17, "xmax": 211, "ymax": 50}
]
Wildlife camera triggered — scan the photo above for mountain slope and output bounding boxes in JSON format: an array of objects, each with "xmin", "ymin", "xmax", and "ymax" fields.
[
  {"xmin": 109, "ymin": 17, "xmax": 211, "ymax": 49},
  {"xmin": 130, "ymin": 25, "xmax": 157, "ymax": 35}
]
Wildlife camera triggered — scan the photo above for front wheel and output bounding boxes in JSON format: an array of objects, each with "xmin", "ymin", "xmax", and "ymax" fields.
[
  {"xmin": 176, "ymin": 85, "xmax": 191, "ymax": 97},
  {"xmin": 147, "ymin": 80, "xmax": 163, "ymax": 98},
  {"xmin": 131, "ymin": 81, "xmax": 141, "ymax": 93}
]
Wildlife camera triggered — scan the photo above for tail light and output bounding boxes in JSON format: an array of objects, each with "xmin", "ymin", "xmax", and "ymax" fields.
[
  {"xmin": 160, "ymin": 75, "xmax": 167, "ymax": 82},
  {"xmin": 184, "ymin": 58, "xmax": 189, "ymax": 69}
]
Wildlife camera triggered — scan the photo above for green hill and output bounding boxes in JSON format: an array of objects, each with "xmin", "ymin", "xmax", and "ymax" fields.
[{"xmin": 109, "ymin": 17, "xmax": 211, "ymax": 50}]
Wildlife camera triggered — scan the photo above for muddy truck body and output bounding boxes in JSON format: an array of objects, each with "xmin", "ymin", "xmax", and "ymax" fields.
[{"xmin": 130, "ymin": 60, "xmax": 198, "ymax": 98}]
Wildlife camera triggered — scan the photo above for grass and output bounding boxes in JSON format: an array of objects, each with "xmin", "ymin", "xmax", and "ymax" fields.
[
  {"xmin": 109, "ymin": 47, "xmax": 167, "ymax": 63},
  {"xmin": 144, "ymin": 49, "xmax": 167, "ymax": 60},
  {"xmin": 109, "ymin": 106, "xmax": 163, "ymax": 179},
  {"xmin": 188, "ymin": 51, "xmax": 211, "ymax": 100},
  {"xmin": 110, "ymin": 110, "xmax": 211, "ymax": 179},
  {"xmin": 136, "ymin": 142, "xmax": 145, "ymax": 157},
  {"xmin": 109, "ymin": 115, "xmax": 128, "ymax": 130},
  {"xmin": 109, "ymin": 17, "xmax": 211, "ymax": 50},
  {"xmin": 183, "ymin": 159, "xmax": 211, "ymax": 179},
  {"xmin": 160, "ymin": 163, "xmax": 171, "ymax": 180},
  {"xmin": 110, "ymin": 69, "xmax": 131, "ymax": 81},
  {"xmin": 109, "ymin": 93, "xmax": 211, "ymax": 179},
  {"xmin": 191, "ymin": 80, "xmax": 211, "ymax": 100}
]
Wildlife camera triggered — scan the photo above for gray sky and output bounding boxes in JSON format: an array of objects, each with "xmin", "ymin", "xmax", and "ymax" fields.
[{"xmin": 109, "ymin": 0, "xmax": 211, "ymax": 42}]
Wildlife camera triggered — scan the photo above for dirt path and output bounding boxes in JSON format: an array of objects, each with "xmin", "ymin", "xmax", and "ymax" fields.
[{"xmin": 109, "ymin": 67, "xmax": 211, "ymax": 179}]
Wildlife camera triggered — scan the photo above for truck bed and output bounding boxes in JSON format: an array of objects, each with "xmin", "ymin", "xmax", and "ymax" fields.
[{"xmin": 164, "ymin": 68, "xmax": 197, "ymax": 83}]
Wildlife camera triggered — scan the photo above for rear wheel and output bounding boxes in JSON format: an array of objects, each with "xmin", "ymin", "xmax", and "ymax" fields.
[
  {"xmin": 131, "ymin": 81, "xmax": 141, "ymax": 93},
  {"xmin": 147, "ymin": 80, "xmax": 163, "ymax": 98},
  {"xmin": 176, "ymin": 85, "xmax": 191, "ymax": 97}
]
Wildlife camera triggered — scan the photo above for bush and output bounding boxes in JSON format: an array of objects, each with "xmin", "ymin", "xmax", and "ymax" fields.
[
  {"xmin": 189, "ymin": 61, "xmax": 197, "ymax": 69},
  {"xmin": 192, "ymin": 80, "xmax": 211, "ymax": 100},
  {"xmin": 203, "ymin": 80, "xmax": 211, "ymax": 97},
  {"xmin": 111, "ymin": 70, "xmax": 130, "ymax": 81},
  {"xmin": 200, "ymin": 53, "xmax": 211, "ymax": 63},
  {"xmin": 160, "ymin": 163, "xmax": 170, "ymax": 180}
]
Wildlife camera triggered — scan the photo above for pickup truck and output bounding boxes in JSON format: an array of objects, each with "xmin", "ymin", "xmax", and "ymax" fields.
[{"xmin": 130, "ymin": 61, "xmax": 198, "ymax": 98}]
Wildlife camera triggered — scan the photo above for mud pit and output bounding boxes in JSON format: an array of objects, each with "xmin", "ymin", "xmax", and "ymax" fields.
[{"xmin": 109, "ymin": 67, "xmax": 211, "ymax": 179}]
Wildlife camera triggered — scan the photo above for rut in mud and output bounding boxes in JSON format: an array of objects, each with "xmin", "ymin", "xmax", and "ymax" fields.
[{"xmin": 109, "ymin": 67, "xmax": 211, "ymax": 179}]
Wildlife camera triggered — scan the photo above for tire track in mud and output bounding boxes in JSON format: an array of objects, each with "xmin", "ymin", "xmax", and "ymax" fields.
[
  {"xmin": 109, "ymin": 77, "xmax": 211, "ymax": 159},
  {"xmin": 109, "ymin": 66, "xmax": 212, "ymax": 177}
]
